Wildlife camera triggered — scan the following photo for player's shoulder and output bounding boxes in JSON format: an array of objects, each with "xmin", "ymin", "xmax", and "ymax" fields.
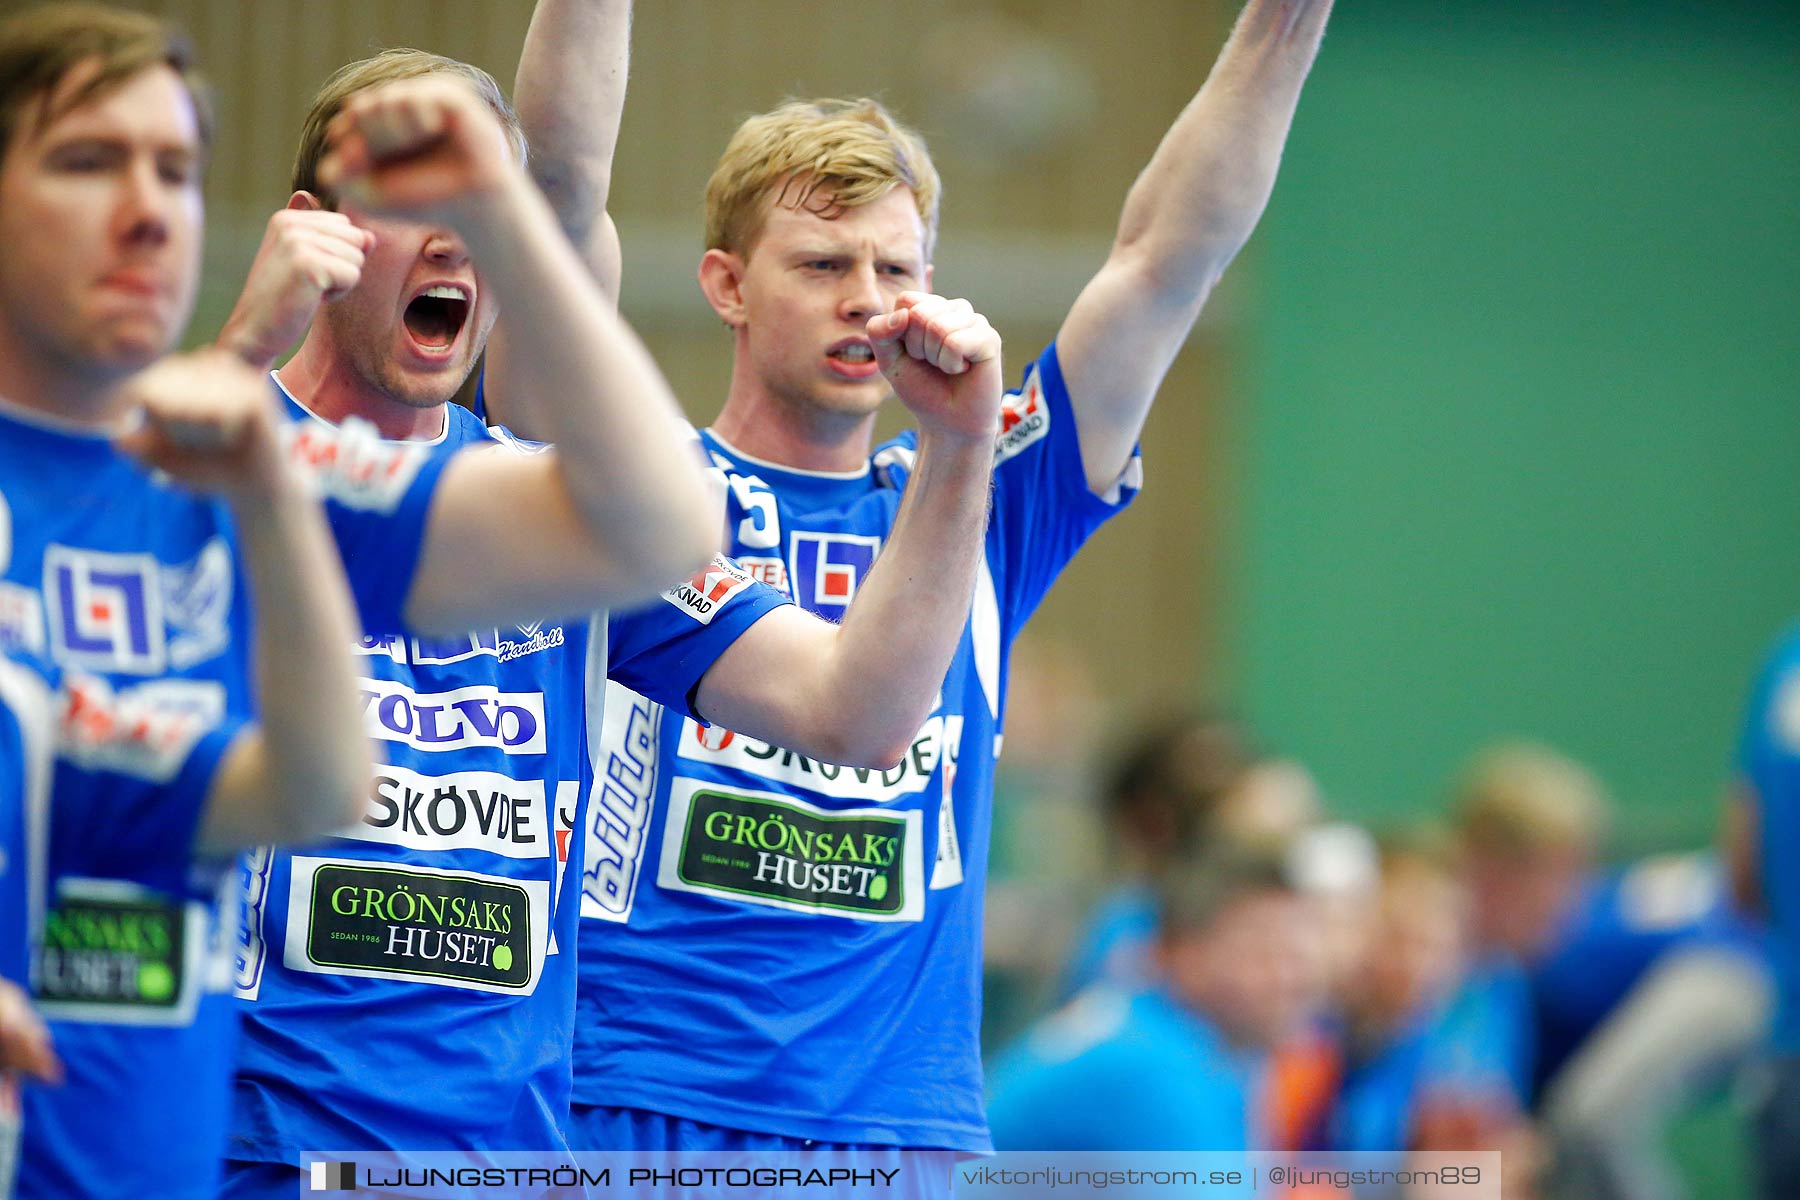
[
  {"xmin": 871, "ymin": 431, "xmax": 919, "ymax": 490},
  {"xmin": 452, "ymin": 405, "xmax": 548, "ymax": 454}
]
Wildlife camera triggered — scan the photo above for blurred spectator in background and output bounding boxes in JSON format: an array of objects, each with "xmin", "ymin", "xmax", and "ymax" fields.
[
  {"xmin": 1424, "ymin": 739, "xmax": 1772, "ymax": 1200},
  {"xmin": 1725, "ymin": 625, "xmax": 1800, "ymax": 1200},
  {"xmin": 986, "ymin": 846, "xmax": 1324, "ymax": 1150},
  {"xmin": 1431, "ymin": 742, "xmax": 1609, "ymax": 1111},
  {"xmin": 1532, "ymin": 850, "xmax": 1769, "ymax": 1200},
  {"xmin": 1287, "ymin": 832, "xmax": 1471, "ymax": 1161},
  {"xmin": 1261, "ymin": 819, "xmax": 1382, "ymax": 1152},
  {"xmin": 1056, "ymin": 713, "xmax": 1321, "ymax": 1000},
  {"xmin": 1406, "ymin": 742, "xmax": 1610, "ymax": 1194}
]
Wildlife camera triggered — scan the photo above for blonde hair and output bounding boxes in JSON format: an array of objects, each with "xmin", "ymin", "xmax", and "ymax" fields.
[
  {"xmin": 1453, "ymin": 741, "xmax": 1610, "ymax": 855},
  {"xmin": 705, "ymin": 98, "xmax": 940, "ymax": 261},
  {"xmin": 291, "ymin": 49, "xmax": 524, "ymax": 206}
]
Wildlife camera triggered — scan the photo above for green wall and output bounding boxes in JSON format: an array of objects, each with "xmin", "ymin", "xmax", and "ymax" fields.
[{"xmin": 1232, "ymin": 0, "xmax": 1800, "ymax": 849}]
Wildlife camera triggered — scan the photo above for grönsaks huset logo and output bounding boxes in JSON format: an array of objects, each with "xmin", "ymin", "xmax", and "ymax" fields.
[
  {"xmin": 303, "ymin": 862, "xmax": 533, "ymax": 988},
  {"xmin": 310, "ymin": 1160, "xmax": 356, "ymax": 1191},
  {"xmin": 674, "ymin": 790, "xmax": 910, "ymax": 915}
]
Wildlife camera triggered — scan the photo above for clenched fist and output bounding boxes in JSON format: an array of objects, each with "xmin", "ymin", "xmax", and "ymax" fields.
[
  {"xmin": 867, "ymin": 291, "xmax": 1003, "ymax": 444},
  {"xmin": 317, "ymin": 78, "xmax": 517, "ymax": 225},
  {"xmin": 113, "ymin": 349, "xmax": 290, "ymax": 505},
  {"xmin": 218, "ymin": 208, "xmax": 374, "ymax": 370}
]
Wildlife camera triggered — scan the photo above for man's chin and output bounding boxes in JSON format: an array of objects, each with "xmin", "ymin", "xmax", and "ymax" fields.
[
  {"xmin": 80, "ymin": 310, "xmax": 177, "ymax": 360},
  {"xmin": 81, "ymin": 333, "xmax": 172, "ymax": 379},
  {"xmin": 805, "ymin": 381, "xmax": 890, "ymax": 419},
  {"xmin": 380, "ymin": 361, "xmax": 472, "ymax": 411}
]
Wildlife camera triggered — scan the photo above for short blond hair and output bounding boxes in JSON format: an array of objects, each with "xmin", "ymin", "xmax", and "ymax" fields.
[
  {"xmin": 1453, "ymin": 741, "xmax": 1610, "ymax": 856},
  {"xmin": 291, "ymin": 49, "xmax": 524, "ymax": 206},
  {"xmin": 705, "ymin": 98, "xmax": 940, "ymax": 261}
]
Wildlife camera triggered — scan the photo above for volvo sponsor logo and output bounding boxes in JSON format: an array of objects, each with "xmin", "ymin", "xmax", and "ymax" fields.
[{"xmin": 356, "ymin": 680, "xmax": 546, "ymax": 755}]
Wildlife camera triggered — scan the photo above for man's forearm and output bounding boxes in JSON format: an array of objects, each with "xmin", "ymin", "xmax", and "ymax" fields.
[
  {"xmin": 1113, "ymin": 0, "xmax": 1332, "ymax": 292},
  {"xmin": 457, "ymin": 174, "xmax": 718, "ymax": 583},
  {"xmin": 207, "ymin": 479, "xmax": 368, "ymax": 849},
  {"xmin": 808, "ymin": 433, "xmax": 994, "ymax": 765}
]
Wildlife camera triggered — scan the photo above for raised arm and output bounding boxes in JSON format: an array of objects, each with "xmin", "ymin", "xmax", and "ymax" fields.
[
  {"xmin": 514, "ymin": 0, "xmax": 628, "ymax": 295},
  {"xmin": 693, "ymin": 293, "xmax": 1002, "ymax": 767},
  {"xmin": 1057, "ymin": 0, "xmax": 1333, "ymax": 493},
  {"xmin": 112, "ymin": 349, "xmax": 370, "ymax": 852},
  {"xmin": 316, "ymin": 77, "xmax": 718, "ymax": 633},
  {"xmin": 483, "ymin": 0, "xmax": 632, "ymax": 436}
]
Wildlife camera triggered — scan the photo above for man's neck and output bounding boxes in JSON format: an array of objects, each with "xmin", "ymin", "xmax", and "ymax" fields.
[
  {"xmin": 0, "ymin": 328, "xmax": 131, "ymax": 430},
  {"xmin": 709, "ymin": 378, "xmax": 878, "ymax": 474},
  {"xmin": 278, "ymin": 333, "xmax": 447, "ymax": 442}
]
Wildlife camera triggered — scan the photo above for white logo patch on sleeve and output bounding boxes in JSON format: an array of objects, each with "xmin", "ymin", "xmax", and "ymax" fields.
[
  {"xmin": 994, "ymin": 367, "xmax": 1051, "ymax": 465},
  {"xmin": 661, "ymin": 555, "xmax": 755, "ymax": 626}
]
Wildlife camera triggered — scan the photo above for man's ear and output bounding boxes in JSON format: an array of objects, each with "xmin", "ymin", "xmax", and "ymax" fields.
[
  {"xmin": 287, "ymin": 190, "xmax": 324, "ymax": 212},
  {"xmin": 698, "ymin": 249, "xmax": 749, "ymax": 329}
]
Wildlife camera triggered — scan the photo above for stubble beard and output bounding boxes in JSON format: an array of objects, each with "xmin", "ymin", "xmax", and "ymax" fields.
[{"xmin": 328, "ymin": 305, "xmax": 466, "ymax": 412}]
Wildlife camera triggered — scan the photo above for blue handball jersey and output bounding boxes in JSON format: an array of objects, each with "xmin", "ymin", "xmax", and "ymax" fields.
[
  {"xmin": 1739, "ymin": 624, "xmax": 1800, "ymax": 1052},
  {"xmin": 0, "ymin": 396, "xmax": 450, "ymax": 1200},
  {"xmin": 229, "ymin": 394, "xmax": 791, "ymax": 1162},
  {"xmin": 985, "ymin": 986, "xmax": 1253, "ymax": 1151},
  {"xmin": 570, "ymin": 342, "xmax": 1141, "ymax": 1151},
  {"xmin": 1528, "ymin": 854, "xmax": 1764, "ymax": 1095}
]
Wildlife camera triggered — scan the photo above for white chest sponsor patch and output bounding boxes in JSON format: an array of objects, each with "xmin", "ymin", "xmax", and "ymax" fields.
[
  {"xmin": 338, "ymin": 765, "xmax": 554, "ymax": 859},
  {"xmin": 284, "ymin": 416, "xmax": 427, "ymax": 513},
  {"xmin": 57, "ymin": 674, "xmax": 225, "ymax": 783},
  {"xmin": 283, "ymin": 856, "xmax": 549, "ymax": 995},
  {"xmin": 357, "ymin": 680, "xmax": 547, "ymax": 755},
  {"xmin": 657, "ymin": 777, "xmax": 925, "ymax": 923},
  {"xmin": 674, "ymin": 714, "xmax": 946, "ymax": 804}
]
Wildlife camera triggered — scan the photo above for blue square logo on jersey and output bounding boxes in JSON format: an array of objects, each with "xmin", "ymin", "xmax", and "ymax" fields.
[
  {"xmin": 789, "ymin": 532, "xmax": 881, "ymax": 622},
  {"xmin": 45, "ymin": 546, "xmax": 165, "ymax": 674}
]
